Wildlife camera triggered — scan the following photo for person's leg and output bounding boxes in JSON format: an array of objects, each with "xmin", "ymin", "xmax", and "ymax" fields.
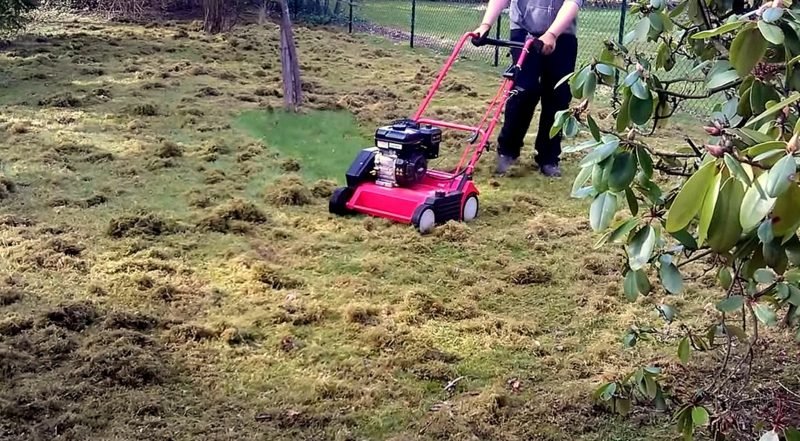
[
  {"xmin": 534, "ymin": 33, "xmax": 578, "ymax": 176},
  {"xmin": 495, "ymin": 29, "xmax": 543, "ymax": 174}
]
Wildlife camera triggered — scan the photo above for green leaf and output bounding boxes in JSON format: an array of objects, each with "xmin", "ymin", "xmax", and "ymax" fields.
[
  {"xmin": 666, "ymin": 160, "xmax": 718, "ymax": 233},
  {"xmin": 634, "ymin": 17, "xmax": 651, "ymax": 43},
  {"xmin": 625, "ymin": 187, "xmax": 639, "ymax": 216},
  {"xmin": 748, "ymin": 93, "xmax": 800, "ymax": 128},
  {"xmin": 572, "ymin": 165, "xmax": 593, "ymax": 197},
  {"xmin": 608, "ymin": 217, "xmax": 640, "ymax": 244},
  {"xmin": 550, "ymin": 110, "xmax": 570, "ymax": 139},
  {"xmin": 624, "ymin": 270, "xmax": 640, "ymax": 302},
  {"xmin": 678, "ymin": 337, "xmax": 691, "ymax": 364},
  {"xmin": 718, "ymin": 267, "xmax": 733, "ymax": 290},
  {"xmin": 672, "ymin": 229, "xmax": 699, "ymax": 250},
  {"xmin": 786, "ymin": 269, "xmax": 800, "ymax": 283},
  {"xmin": 587, "ymin": 114, "xmax": 601, "ymax": 141},
  {"xmin": 717, "ymin": 295, "xmax": 745, "ymax": 313},
  {"xmin": 631, "ymin": 79, "xmax": 649, "ymax": 100},
  {"xmin": 762, "ymin": 7, "xmax": 784, "ymax": 23},
  {"xmin": 658, "ymin": 304, "xmax": 677, "ymax": 322},
  {"xmin": 730, "ymin": 26, "xmax": 768, "ymax": 77},
  {"xmin": 570, "ymin": 66, "xmax": 591, "ymax": 99},
  {"xmin": 753, "ymin": 150, "xmax": 785, "ymax": 163},
  {"xmin": 637, "ymin": 147, "xmax": 654, "ymax": 178},
  {"xmin": 765, "ymin": 154, "xmax": 797, "ymax": 198},
  {"xmin": 594, "ymin": 382, "xmax": 617, "ymax": 401},
  {"xmin": 583, "ymin": 72, "xmax": 598, "ymax": 102},
  {"xmin": 755, "ymin": 268, "xmax": 776, "ymax": 284},
  {"xmin": 785, "ymin": 428, "xmax": 800, "ymax": 441},
  {"xmin": 740, "ymin": 171, "xmax": 777, "ymax": 233},
  {"xmin": 629, "ymin": 93, "xmax": 654, "ymax": 126},
  {"xmin": 563, "ymin": 116, "xmax": 579, "ymax": 138},
  {"xmin": 698, "ymin": 171, "xmax": 722, "ymax": 246},
  {"xmin": 725, "ymin": 325, "xmax": 748, "ymax": 341},
  {"xmin": 615, "ymin": 397, "xmax": 632, "ymax": 416},
  {"xmin": 609, "ymin": 152, "xmax": 637, "ymax": 191},
  {"xmin": 708, "ymin": 69, "xmax": 740, "ymax": 89},
  {"xmin": 629, "ymin": 226, "xmax": 657, "ymax": 271},
  {"xmin": 616, "ymin": 92, "xmax": 632, "ymax": 132},
  {"xmin": 581, "ymin": 138, "xmax": 620, "ymax": 167},
  {"xmin": 724, "ymin": 153, "xmax": 752, "ymax": 186},
  {"xmin": 753, "ymin": 303, "xmax": 778, "ymax": 326},
  {"xmin": 660, "ymin": 262, "xmax": 684, "ymax": 294},
  {"xmin": 692, "ymin": 407, "xmax": 709, "ymax": 426},
  {"xmin": 708, "ymin": 178, "xmax": 746, "ymax": 253},
  {"xmin": 758, "ymin": 21, "xmax": 785, "ymax": 45},
  {"xmin": 590, "ymin": 192, "xmax": 618, "ymax": 232},
  {"xmin": 746, "ymin": 140, "xmax": 786, "ymax": 158},
  {"xmin": 758, "ymin": 220, "xmax": 775, "ymax": 244},
  {"xmin": 623, "ymin": 331, "xmax": 638, "ymax": 348},
  {"xmin": 595, "ymin": 63, "xmax": 615, "ymax": 77},
  {"xmin": 636, "ymin": 269, "xmax": 651, "ymax": 295},
  {"xmin": 692, "ymin": 21, "xmax": 745, "ymax": 39}
]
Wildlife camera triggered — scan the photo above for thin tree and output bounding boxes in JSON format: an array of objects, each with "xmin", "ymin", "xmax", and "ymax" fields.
[{"xmin": 278, "ymin": 0, "xmax": 302, "ymax": 111}]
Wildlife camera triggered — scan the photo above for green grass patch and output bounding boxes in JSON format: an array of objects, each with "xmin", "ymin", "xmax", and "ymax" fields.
[{"xmin": 234, "ymin": 109, "xmax": 370, "ymax": 183}]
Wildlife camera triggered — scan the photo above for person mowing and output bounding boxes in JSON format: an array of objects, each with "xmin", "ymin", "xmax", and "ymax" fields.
[{"xmin": 474, "ymin": 0, "xmax": 581, "ymax": 177}]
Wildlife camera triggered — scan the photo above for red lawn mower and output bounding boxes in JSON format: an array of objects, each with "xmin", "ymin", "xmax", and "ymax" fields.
[{"xmin": 329, "ymin": 31, "xmax": 541, "ymax": 233}]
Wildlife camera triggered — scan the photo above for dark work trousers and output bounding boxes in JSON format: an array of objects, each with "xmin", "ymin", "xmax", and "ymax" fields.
[{"xmin": 497, "ymin": 29, "xmax": 578, "ymax": 167}]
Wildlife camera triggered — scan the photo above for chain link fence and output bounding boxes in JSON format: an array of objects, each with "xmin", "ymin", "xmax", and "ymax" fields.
[{"xmin": 293, "ymin": 0, "xmax": 710, "ymax": 116}]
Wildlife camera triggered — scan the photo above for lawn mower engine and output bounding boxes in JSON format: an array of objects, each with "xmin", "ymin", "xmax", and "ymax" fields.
[{"xmin": 373, "ymin": 120, "xmax": 442, "ymax": 188}]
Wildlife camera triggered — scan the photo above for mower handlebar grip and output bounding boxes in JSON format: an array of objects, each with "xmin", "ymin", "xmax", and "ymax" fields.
[{"xmin": 469, "ymin": 33, "xmax": 543, "ymax": 52}]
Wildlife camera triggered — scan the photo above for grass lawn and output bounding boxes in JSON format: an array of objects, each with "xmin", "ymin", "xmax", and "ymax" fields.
[{"xmin": 0, "ymin": 10, "xmax": 770, "ymax": 441}]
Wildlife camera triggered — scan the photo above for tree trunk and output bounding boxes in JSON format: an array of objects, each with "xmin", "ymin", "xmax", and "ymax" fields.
[
  {"xmin": 279, "ymin": 0, "xmax": 303, "ymax": 111},
  {"xmin": 333, "ymin": 0, "xmax": 342, "ymax": 15},
  {"xmin": 203, "ymin": 0, "xmax": 224, "ymax": 33}
]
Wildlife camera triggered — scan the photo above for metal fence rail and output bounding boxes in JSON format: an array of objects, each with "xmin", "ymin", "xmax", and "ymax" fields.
[{"xmin": 289, "ymin": 0, "xmax": 709, "ymax": 116}]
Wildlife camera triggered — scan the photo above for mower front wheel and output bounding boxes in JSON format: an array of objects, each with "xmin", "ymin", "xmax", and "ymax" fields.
[
  {"xmin": 329, "ymin": 187, "xmax": 354, "ymax": 216},
  {"xmin": 412, "ymin": 205, "xmax": 436, "ymax": 234},
  {"xmin": 462, "ymin": 193, "xmax": 479, "ymax": 222}
]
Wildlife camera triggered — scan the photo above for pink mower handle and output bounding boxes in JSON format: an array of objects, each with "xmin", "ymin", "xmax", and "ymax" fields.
[{"xmin": 411, "ymin": 32, "xmax": 541, "ymax": 180}]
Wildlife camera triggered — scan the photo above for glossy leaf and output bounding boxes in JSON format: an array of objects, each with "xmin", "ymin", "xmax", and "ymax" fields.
[
  {"xmin": 583, "ymin": 72, "xmax": 598, "ymax": 102},
  {"xmin": 691, "ymin": 407, "xmax": 709, "ymax": 426},
  {"xmin": 740, "ymin": 171, "xmax": 777, "ymax": 233},
  {"xmin": 748, "ymin": 93, "xmax": 800, "ymax": 128},
  {"xmin": 590, "ymin": 192, "xmax": 618, "ymax": 232},
  {"xmin": 765, "ymin": 154, "xmax": 797, "ymax": 198},
  {"xmin": 629, "ymin": 93, "xmax": 654, "ymax": 126},
  {"xmin": 754, "ymin": 268, "xmax": 776, "ymax": 284},
  {"xmin": 581, "ymin": 138, "xmax": 620, "ymax": 167},
  {"xmin": 730, "ymin": 26, "xmax": 768, "ymax": 77},
  {"xmin": 698, "ymin": 172, "xmax": 722, "ymax": 246},
  {"xmin": 707, "ymin": 178, "xmax": 745, "ymax": 253},
  {"xmin": 758, "ymin": 21, "xmax": 785, "ymax": 45},
  {"xmin": 691, "ymin": 21, "xmax": 745, "ymax": 39},
  {"xmin": 660, "ymin": 262, "xmax": 684, "ymax": 294},
  {"xmin": 625, "ymin": 187, "xmax": 639, "ymax": 216},
  {"xmin": 658, "ymin": 304, "xmax": 677, "ymax": 322},
  {"xmin": 724, "ymin": 153, "xmax": 752, "ymax": 186},
  {"xmin": 753, "ymin": 303, "xmax": 778, "ymax": 326},
  {"xmin": 707, "ymin": 69, "xmax": 740, "ymax": 89},
  {"xmin": 629, "ymin": 226, "xmax": 656, "ymax": 271},
  {"xmin": 587, "ymin": 114, "xmax": 601, "ymax": 141},
  {"xmin": 717, "ymin": 295, "xmax": 745, "ymax": 313},
  {"xmin": 762, "ymin": 7, "xmax": 784, "ymax": 23},
  {"xmin": 572, "ymin": 165, "xmax": 593, "ymax": 197},
  {"xmin": 678, "ymin": 337, "xmax": 691, "ymax": 364},
  {"xmin": 666, "ymin": 160, "xmax": 718, "ymax": 233},
  {"xmin": 718, "ymin": 267, "xmax": 733, "ymax": 290},
  {"xmin": 624, "ymin": 270, "xmax": 640, "ymax": 302},
  {"xmin": 760, "ymin": 430, "xmax": 780, "ymax": 441},
  {"xmin": 609, "ymin": 152, "xmax": 637, "ymax": 191},
  {"xmin": 608, "ymin": 217, "xmax": 640, "ymax": 244}
]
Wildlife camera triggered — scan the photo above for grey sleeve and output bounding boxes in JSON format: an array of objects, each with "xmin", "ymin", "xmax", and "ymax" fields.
[{"xmin": 565, "ymin": 0, "xmax": 582, "ymax": 6}]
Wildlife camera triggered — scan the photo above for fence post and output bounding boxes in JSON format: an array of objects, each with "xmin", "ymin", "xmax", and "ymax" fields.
[
  {"xmin": 494, "ymin": 14, "xmax": 502, "ymax": 67},
  {"xmin": 613, "ymin": 0, "xmax": 627, "ymax": 104},
  {"xmin": 410, "ymin": 0, "xmax": 416, "ymax": 48},
  {"xmin": 349, "ymin": 0, "xmax": 353, "ymax": 33}
]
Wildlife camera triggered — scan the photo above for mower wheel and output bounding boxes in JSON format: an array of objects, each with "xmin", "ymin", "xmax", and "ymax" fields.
[
  {"xmin": 412, "ymin": 205, "xmax": 436, "ymax": 234},
  {"xmin": 462, "ymin": 194, "xmax": 479, "ymax": 222},
  {"xmin": 329, "ymin": 187, "xmax": 353, "ymax": 216}
]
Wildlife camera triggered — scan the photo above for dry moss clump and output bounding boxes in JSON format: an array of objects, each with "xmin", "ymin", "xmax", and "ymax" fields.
[
  {"xmin": 156, "ymin": 141, "xmax": 183, "ymax": 158},
  {"xmin": 344, "ymin": 303, "xmax": 381, "ymax": 326},
  {"xmin": 129, "ymin": 103, "xmax": 159, "ymax": 116},
  {"xmin": 508, "ymin": 264, "xmax": 553, "ymax": 285},
  {"xmin": 280, "ymin": 158, "xmax": 301, "ymax": 172},
  {"xmin": 0, "ymin": 176, "xmax": 16, "ymax": 200},
  {"xmin": 45, "ymin": 301, "xmax": 98, "ymax": 332},
  {"xmin": 311, "ymin": 179, "xmax": 337, "ymax": 198},
  {"xmin": 197, "ymin": 199, "xmax": 268, "ymax": 233},
  {"xmin": 38, "ymin": 92, "xmax": 82, "ymax": 108},
  {"xmin": 107, "ymin": 212, "xmax": 175, "ymax": 238},
  {"xmin": 0, "ymin": 288, "xmax": 25, "ymax": 306},
  {"xmin": 253, "ymin": 263, "xmax": 303, "ymax": 290},
  {"xmin": 265, "ymin": 175, "xmax": 312, "ymax": 206}
]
